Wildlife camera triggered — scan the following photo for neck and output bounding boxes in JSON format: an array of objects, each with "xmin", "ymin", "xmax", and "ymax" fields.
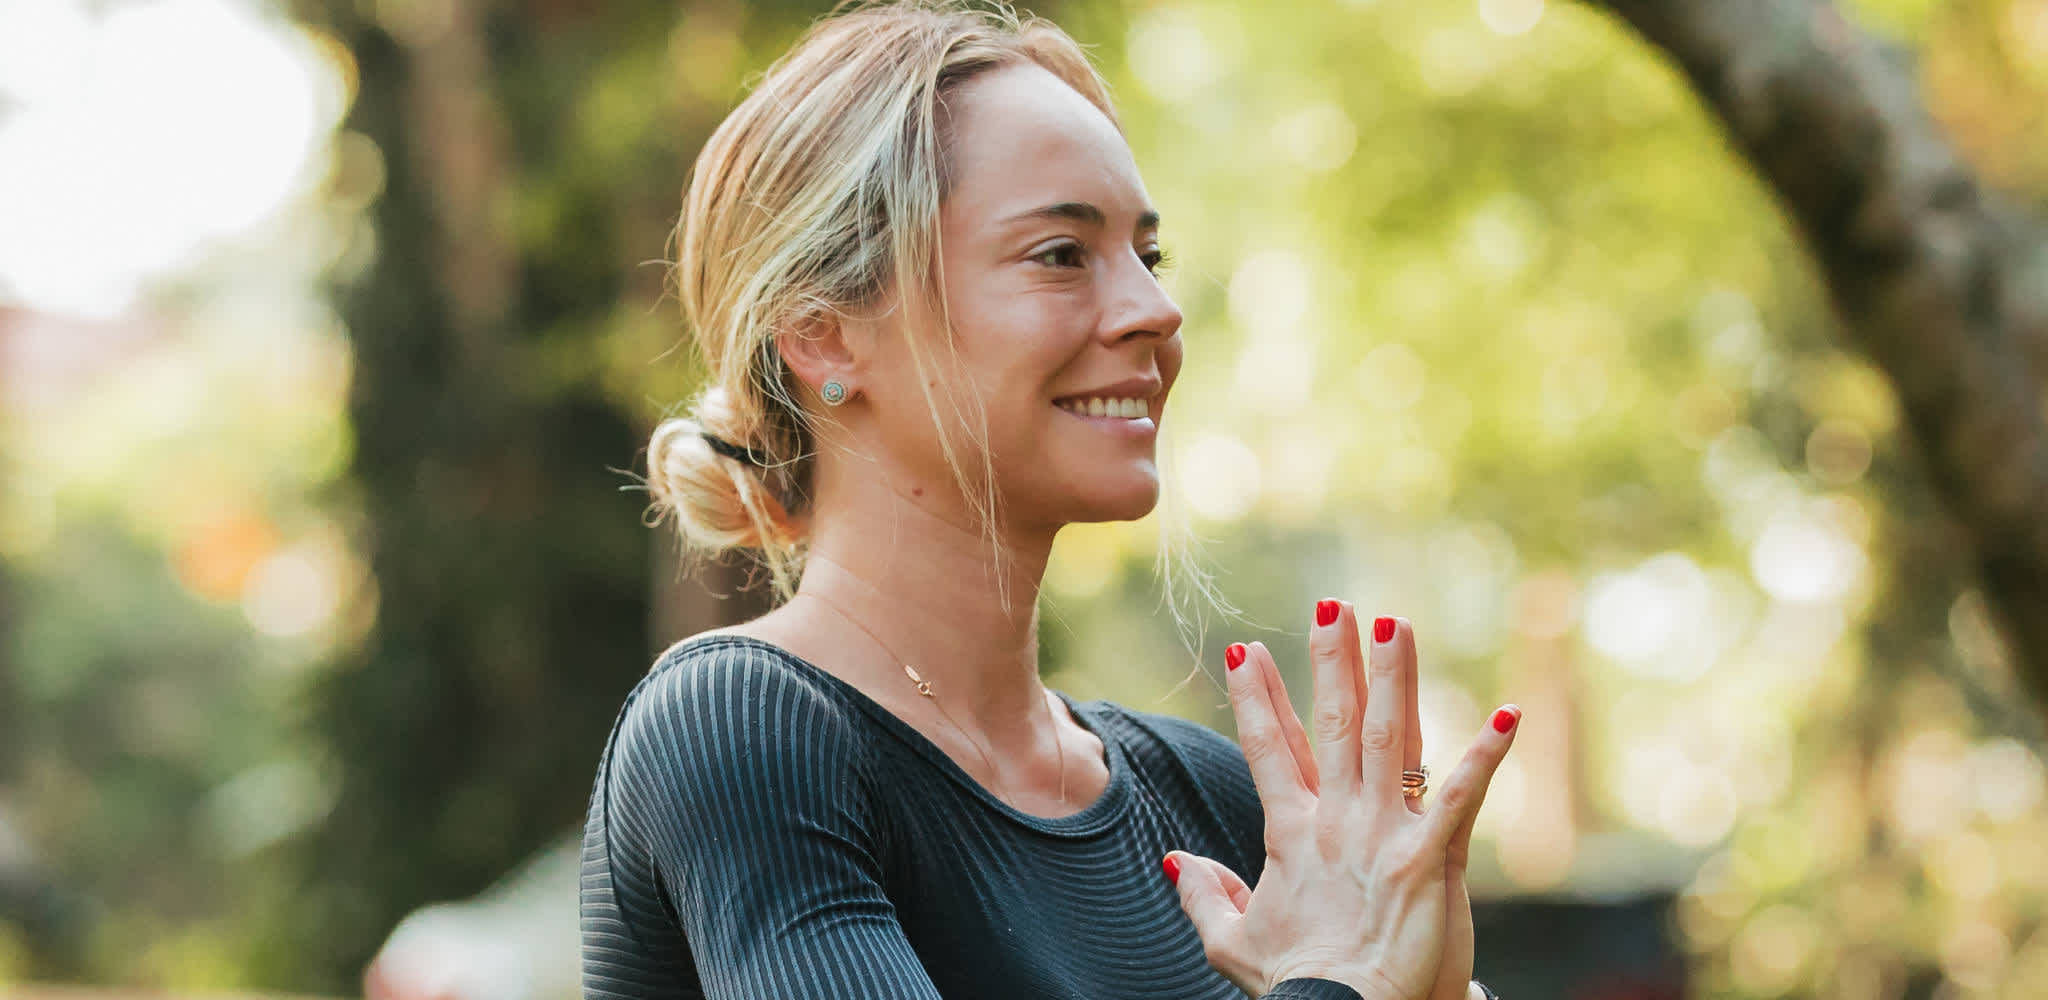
[{"xmin": 798, "ymin": 446, "xmax": 1058, "ymax": 754}]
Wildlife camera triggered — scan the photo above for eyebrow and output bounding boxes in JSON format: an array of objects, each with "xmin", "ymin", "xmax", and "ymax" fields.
[{"xmin": 1007, "ymin": 201, "xmax": 1161, "ymax": 231}]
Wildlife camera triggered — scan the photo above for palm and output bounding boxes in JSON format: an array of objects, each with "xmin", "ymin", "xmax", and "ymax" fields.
[{"xmin": 1299, "ymin": 756, "xmax": 1475, "ymax": 1000}]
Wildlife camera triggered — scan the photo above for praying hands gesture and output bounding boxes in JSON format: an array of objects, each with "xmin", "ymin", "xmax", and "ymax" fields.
[{"xmin": 1166, "ymin": 602, "xmax": 1520, "ymax": 1000}]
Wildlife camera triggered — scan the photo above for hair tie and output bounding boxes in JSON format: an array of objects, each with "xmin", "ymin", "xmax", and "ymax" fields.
[{"xmin": 700, "ymin": 431, "xmax": 773, "ymax": 468}]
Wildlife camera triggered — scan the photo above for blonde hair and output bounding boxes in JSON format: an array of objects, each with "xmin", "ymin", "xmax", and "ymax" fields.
[{"xmin": 645, "ymin": 0, "xmax": 1239, "ymax": 654}]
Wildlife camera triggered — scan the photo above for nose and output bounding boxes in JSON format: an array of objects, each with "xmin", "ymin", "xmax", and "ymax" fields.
[{"xmin": 1100, "ymin": 250, "xmax": 1183, "ymax": 346}]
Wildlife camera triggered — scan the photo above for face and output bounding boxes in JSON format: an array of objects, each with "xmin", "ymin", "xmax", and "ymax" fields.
[{"xmin": 866, "ymin": 62, "xmax": 1184, "ymax": 533}]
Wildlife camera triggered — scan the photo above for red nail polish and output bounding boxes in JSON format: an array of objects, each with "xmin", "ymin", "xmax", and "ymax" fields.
[
  {"xmin": 1492, "ymin": 708, "xmax": 1518, "ymax": 733},
  {"xmin": 1316, "ymin": 600, "xmax": 1339, "ymax": 627},
  {"xmin": 1225, "ymin": 643, "xmax": 1247, "ymax": 670},
  {"xmin": 1162, "ymin": 853, "xmax": 1181, "ymax": 884},
  {"xmin": 1374, "ymin": 617, "xmax": 1396, "ymax": 643}
]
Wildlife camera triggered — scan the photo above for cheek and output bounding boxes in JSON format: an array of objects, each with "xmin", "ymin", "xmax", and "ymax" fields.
[{"xmin": 988, "ymin": 314, "xmax": 1088, "ymax": 400}]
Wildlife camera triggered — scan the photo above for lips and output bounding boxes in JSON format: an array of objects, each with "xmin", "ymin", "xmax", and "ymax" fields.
[{"xmin": 1054, "ymin": 375, "xmax": 1163, "ymax": 403}]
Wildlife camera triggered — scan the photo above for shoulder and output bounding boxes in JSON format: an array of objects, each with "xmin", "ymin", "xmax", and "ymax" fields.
[
  {"xmin": 595, "ymin": 635, "xmax": 887, "ymax": 905},
  {"xmin": 638, "ymin": 632, "xmax": 857, "ymax": 718},
  {"xmin": 608, "ymin": 634, "xmax": 873, "ymax": 791}
]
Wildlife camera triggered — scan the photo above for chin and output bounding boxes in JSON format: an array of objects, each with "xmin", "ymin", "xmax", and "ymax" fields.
[{"xmin": 1060, "ymin": 471, "xmax": 1161, "ymax": 524}]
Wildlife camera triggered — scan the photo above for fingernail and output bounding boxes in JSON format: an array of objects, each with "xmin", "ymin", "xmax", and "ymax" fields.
[
  {"xmin": 1225, "ymin": 643, "xmax": 1247, "ymax": 671},
  {"xmin": 1316, "ymin": 600, "xmax": 1339, "ymax": 628},
  {"xmin": 1162, "ymin": 853, "xmax": 1181, "ymax": 884},
  {"xmin": 1374, "ymin": 616, "xmax": 1396, "ymax": 643},
  {"xmin": 1492, "ymin": 707, "xmax": 1519, "ymax": 733}
]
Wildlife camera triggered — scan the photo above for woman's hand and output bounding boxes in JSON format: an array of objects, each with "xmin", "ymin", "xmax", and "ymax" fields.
[{"xmin": 1165, "ymin": 603, "xmax": 1519, "ymax": 1000}]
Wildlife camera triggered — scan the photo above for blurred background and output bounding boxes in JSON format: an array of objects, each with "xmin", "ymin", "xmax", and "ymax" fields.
[{"xmin": 3, "ymin": 0, "xmax": 2046, "ymax": 997}]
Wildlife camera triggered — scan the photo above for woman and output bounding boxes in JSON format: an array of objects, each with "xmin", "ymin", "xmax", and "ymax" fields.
[{"xmin": 579, "ymin": 3, "xmax": 1520, "ymax": 998}]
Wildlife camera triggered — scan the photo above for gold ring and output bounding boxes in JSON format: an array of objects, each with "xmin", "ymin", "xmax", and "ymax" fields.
[
  {"xmin": 1403, "ymin": 783, "xmax": 1426, "ymax": 798},
  {"xmin": 1401, "ymin": 765, "xmax": 1427, "ymax": 786}
]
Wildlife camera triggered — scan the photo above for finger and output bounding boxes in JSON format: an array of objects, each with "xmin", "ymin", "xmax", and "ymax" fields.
[
  {"xmin": 1224, "ymin": 642, "xmax": 1313, "ymax": 820},
  {"xmin": 1176, "ymin": 851, "xmax": 1253, "ymax": 913},
  {"xmin": 1164, "ymin": 850, "xmax": 1245, "ymax": 936},
  {"xmin": 1403, "ymin": 620, "xmax": 1425, "ymax": 816},
  {"xmin": 1251, "ymin": 640, "xmax": 1320, "ymax": 796},
  {"xmin": 1361, "ymin": 615, "xmax": 1413, "ymax": 799},
  {"xmin": 1309, "ymin": 598, "xmax": 1364, "ymax": 796},
  {"xmin": 1421, "ymin": 704, "xmax": 1521, "ymax": 850},
  {"xmin": 1443, "ymin": 707, "xmax": 1520, "ymax": 862}
]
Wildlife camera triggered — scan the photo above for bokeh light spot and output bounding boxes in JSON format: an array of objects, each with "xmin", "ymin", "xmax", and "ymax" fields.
[
  {"xmin": 1749, "ymin": 503, "xmax": 1865, "ymax": 603},
  {"xmin": 1478, "ymin": 0, "xmax": 1546, "ymax": 37},
  {"xmin": 0, "ymin": 0, "xmax": 338, "ymax": 317},
  {"xmin": 1128, "ymin": 7, "xmax": 1219, "ymax": 102},
  {"xmin": 1358, "ymin": 342, "xmax": 1427, "ymax": 411},
  {"xmin": 1272, "ymin": 102, "xmax": 1357, "ymax": 172},
  {"xmin": 1177, "ymin": 432, "xmax": 1262, "ymax": 521}
]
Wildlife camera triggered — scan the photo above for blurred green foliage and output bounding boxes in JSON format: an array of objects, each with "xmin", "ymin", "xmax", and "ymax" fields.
[{"xmin": 2, "ymin": 0, "xmax": 2046, "ymax": 996}]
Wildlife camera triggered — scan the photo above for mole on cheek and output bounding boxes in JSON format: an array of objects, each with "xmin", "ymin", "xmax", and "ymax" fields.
[{"xmin": 913, "ymin": 487, "xmax": 924, "ymax": 497}]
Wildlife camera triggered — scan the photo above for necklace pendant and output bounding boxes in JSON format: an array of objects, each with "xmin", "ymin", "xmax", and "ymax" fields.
[{"xmin": 902, "ymin": 663, "xmax": 935, "ymax": 698}]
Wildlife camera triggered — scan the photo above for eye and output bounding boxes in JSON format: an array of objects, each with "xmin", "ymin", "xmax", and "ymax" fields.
[
  {"xmin": 1028, "ymin": 241, "xmax": 1086, "ymax": 269},
  {"xmin": 1142, "ymin": 246, "xmax": 1175, "ymax": 276}
]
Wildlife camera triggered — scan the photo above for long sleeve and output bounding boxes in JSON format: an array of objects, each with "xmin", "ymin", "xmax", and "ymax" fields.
[
  {"xmin": 590, "ymin": 647, "xmax": 941, "ymax": 999},
  {"xmin": 1265, "ymin": 979, "xmax": 1365, "ymax": 999}
]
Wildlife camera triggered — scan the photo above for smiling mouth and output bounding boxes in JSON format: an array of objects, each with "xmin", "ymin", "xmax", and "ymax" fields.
[{"xmin": 1052, "ymin": 395, "xmax": 1152, "ymax": 419}]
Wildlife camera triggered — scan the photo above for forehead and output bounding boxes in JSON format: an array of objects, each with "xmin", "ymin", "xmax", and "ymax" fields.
[{"xmin": 941, "ymin": 63, "xmax": 1148, "ymax": 220}]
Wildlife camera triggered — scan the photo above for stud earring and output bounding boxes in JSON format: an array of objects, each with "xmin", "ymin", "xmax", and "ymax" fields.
[{"xmin": 821, "ymin": 379, "xmax": 848, "ymax": 406}]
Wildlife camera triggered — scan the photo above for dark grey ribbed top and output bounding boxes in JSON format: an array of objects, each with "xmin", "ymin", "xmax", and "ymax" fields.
[{"xmin": 578, "ymin": 634, "xmax": 1365, "ymax": 1000}]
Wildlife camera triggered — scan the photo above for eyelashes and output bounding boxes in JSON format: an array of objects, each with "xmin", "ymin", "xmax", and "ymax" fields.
[
  {"xmin": 1029, "ymin": 241, "xmax": 1087, "ymax": 269},
  {"xmin": 1029, "ymin": 240, "xmax": 1175, "ymax": 276}
]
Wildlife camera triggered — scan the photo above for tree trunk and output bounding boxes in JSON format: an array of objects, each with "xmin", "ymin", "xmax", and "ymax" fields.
[
  {"xmin": 273, "ymin": 0, "xmax": 826, "ymax": 986},
  {"xmin": 1581, "ymin": 0, "xmax": 2048, "ymax": 709},
  {"xmin": 273, "ymin": 1, "xmax": 654, "ymax": 987}
]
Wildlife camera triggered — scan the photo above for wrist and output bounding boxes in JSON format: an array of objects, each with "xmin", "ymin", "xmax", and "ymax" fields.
[{"xmin": 1263, "ymin": 966, "xmax": 1406, "ymax": 1000}]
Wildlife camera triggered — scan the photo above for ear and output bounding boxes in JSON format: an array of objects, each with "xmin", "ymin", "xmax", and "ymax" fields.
[{"xmin": 774, "ymin": 307, "xmax": 865, "ymax": 402}]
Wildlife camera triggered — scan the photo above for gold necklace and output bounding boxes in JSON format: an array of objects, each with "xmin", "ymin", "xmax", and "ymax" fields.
[{"xmin": 798, "ymin": 590, "xmax": 1069, "ymax": 809}]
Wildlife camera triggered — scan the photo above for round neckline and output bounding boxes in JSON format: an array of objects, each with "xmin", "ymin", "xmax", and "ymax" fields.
[{"xmin": 666, "ymin": 633, "xmax": 1133, "ymax": 836}]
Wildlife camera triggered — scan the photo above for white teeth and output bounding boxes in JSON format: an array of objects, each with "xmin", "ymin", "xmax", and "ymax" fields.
[{"xmin": 1057, "ymin": 396, "xmax": 1151, "ymax": 419}]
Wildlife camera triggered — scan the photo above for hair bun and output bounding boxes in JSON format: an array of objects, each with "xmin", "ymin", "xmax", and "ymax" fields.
[{"xmin": 645, "ymin": 405, "xmax": 799, "ymax": 571}]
